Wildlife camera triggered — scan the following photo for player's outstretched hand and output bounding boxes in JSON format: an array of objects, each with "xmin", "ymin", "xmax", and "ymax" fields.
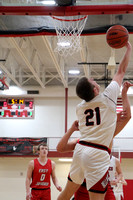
[
  {"xmin": 71, "ymin": 120, "xmax": 79, "ymax": 132},
  {"xmin": 122, "ymin": 81, "xmax": 133, "ymax": 93}
]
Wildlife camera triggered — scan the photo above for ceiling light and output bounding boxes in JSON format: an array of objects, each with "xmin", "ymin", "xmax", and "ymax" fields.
[
  {"xmin": 68, "ymin": 70, "xmax": 80, "ymax": 75},
  {"xmin": 57, "ymin": 42, "xmax": 71, "ymax": 47},
  {"xmin": 58, "ymin": 158, "xmax": 73, "ymax": 162},
  {"xmin": 38, "ymin": 1, "xmax": 56, "ymax": 5}
]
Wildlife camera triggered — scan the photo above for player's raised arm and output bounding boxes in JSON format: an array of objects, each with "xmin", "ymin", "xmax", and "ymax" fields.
[
  {"xmin": 114, "ymin": 81, "xmax": 133, "ymax": 137},
  {"xmin": 113, "ymin": 42, "xmax": 132, "ymax": 86}
]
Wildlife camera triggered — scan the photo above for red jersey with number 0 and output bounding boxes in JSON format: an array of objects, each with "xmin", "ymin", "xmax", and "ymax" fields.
[{"xmin": 30, "ymin": 158, "xmax": 52, "ymax": 189}]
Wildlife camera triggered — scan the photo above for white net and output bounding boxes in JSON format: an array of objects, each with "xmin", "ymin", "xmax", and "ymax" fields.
[{"xmin": 51, "ymin": 15, "xmax": 88, "ymax": 57}]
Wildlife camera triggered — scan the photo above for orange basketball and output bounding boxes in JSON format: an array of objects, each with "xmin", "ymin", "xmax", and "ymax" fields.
[{"xmin": 106, "ymin": 25, "xmax": 129, "ymax": 49}]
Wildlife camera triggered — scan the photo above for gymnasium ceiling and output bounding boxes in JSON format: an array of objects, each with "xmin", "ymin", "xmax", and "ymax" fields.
[{"xmin": 0, "ymin": 0, "xmax": 133, "ymax": 93}]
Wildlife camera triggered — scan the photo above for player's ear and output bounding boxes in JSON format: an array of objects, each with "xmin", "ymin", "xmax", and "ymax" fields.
[
  {"xmin": 93, "ymin": 86, "xmax": 96, "ymax": 94},
  {"xmin": 37, "ymin": 150, "xmax": 40, "ymax": 155},
  {"xmin": 93, "ymin": 86, "xmax": 98, "ymax": 96}
]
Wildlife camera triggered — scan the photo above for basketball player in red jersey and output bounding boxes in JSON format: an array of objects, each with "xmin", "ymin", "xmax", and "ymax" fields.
[
  {"xmin": 57, "ymin": 81, "xmax": 132, "ymax": 200},
  {"xmin": 26, "ymin": 143, "xmax": 62, "ymax": 200}
]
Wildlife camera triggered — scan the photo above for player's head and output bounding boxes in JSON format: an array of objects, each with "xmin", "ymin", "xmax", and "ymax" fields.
[
  {"xmin": 76, "ymin": 77, "xmax": 99, "ymax": 102},
  {"xmin": 37, "ymin": 143, "xmax": 48, "ymax": 156},
  {"xmin": 37, "ymin": 143, "xmax": 48, "ymax": 151}
]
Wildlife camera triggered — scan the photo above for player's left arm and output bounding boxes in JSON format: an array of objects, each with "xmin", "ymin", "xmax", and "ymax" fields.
[
  {"xmin": 51, "ymin": 161, "xmax": 62, "ymax": 192},
  {"xmin": 110, "ymin": 157, "xmax": 123, "ymax": 186},
  {"xmin": 56, "ymin": 120, "xmax": 79, "ymax": 152},
  {"xmin": 114, "ymin": 81, "xmax": 133, "ymax": 137},
  {"xmin": 115, "ymin": 158, "xmax": 123, "ymax": 183},
  {"xmin": 115, "ymin": 157, "xmax": 127, "ymax": 185},
  {"xmin": 113, "ymin": 42, "xmax": 132, "ymax": 86}
]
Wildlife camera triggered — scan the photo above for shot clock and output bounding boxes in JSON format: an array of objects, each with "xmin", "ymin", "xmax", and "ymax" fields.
[{"xmin": 0, "ymin": 98, "xmax": 34, "ymax": 118}]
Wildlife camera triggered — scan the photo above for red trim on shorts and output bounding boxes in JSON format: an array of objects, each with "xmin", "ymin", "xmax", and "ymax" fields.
[
  {"xmin": 68, "ymin": 174, "xmax": 73, "ymax": 182},
  {"xmin": 77, "ymin": 139, "xmax": 80, "ymax": 143},
  {"xmin": 78, "ymin": 140, "xmax": 111, "ymax": 154},
  {"xmin": 89, "ymin": 170, "xmax": 109, "ymax": 193}
]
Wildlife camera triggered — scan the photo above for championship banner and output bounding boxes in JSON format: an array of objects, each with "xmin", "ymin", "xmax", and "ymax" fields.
[{"xmin": 0, "ymin": 137, "xmax": 47, "ymax": 156}]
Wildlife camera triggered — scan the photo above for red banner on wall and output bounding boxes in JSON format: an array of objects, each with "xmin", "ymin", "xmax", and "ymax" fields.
[{"xmin": 0, "ymin": 137, "xmax": 47, "ymax": 156}]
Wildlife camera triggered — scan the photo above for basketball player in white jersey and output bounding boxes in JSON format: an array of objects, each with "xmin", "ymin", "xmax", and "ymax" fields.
[
  {"xmin": 57, "ymin": 42, "xmax": 132, "ymax": 200},
  {"xmin": 57, "ymin": 81, "xmax": 132, "ymax": 153},
  {"xmin": 57, "ymin": 81, "xmax": 132, "ymax": 200},
  {"xmin": 109, "ymin": 155, "xmax": 127, "ymax": 200}
]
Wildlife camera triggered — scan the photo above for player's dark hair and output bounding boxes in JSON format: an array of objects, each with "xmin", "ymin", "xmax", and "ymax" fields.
[
  {"xmin": 76, "ymin": 77, "xmax": 95, "ymax": 102},
  {"xmin": 37, "ymin": 143, "xmax": 48, "ymax": 151}
]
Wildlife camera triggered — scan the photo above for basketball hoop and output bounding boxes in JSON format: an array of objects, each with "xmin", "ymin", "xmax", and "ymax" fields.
[{"xmin": 51, "ymin": 15, "xmax": 88, "ymax": 57}]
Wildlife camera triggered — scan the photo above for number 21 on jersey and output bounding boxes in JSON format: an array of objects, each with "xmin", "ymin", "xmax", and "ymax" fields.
[{"xmin": 84, "ymin": 107, "xmax": 101, "ymax": 126}]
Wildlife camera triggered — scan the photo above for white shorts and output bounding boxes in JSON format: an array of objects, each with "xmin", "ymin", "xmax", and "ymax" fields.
[{"xmin": 69, "ymin": 143, "xmax": 110, "ymax": 190}]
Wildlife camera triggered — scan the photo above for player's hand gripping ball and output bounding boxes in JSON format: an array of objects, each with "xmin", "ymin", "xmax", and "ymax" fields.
[{"xmin": 106, "ymin": 25, "xmax": 129, "ymax": 49}]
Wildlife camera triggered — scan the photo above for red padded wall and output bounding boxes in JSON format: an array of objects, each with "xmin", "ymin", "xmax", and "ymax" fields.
[{"xmin": 123, "ymin": 180, "xmax": 133, "ymax": 200}]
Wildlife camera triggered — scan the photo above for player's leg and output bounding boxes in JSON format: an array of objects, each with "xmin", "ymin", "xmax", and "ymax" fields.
[
  {"xmin": 57, "ymin": 143, "xmax": 84, "ymax": 200},
  {"xmin": 57, "ymin": 179, "xmax": 80, "ymax": 200}
]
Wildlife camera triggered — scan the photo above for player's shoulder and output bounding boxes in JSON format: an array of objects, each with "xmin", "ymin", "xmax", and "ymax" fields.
[
  {"xmin": 51, "ymin": 160, "xmax": 55, "ymax": 165},
  {"xmin": 115, "ymin": 157, "xmax": 120, "ymax": 163},
  {"xmin": 110, "ymin": 155, "xmax": 116, "ymax": 162},
  {"xmin": 29, "ymin": 159, "xmax": 34, "ymax": 164},
  {"xmin": 28, "ymin": 159, "xmax": 34, "ymax": 169},
  {"xmin": 47, "ymin": 159, "xmax": 54, "ymax": 166},
  {"xmin": 51, "ymin": 160, "xmax": 56, "ymax": 170}
]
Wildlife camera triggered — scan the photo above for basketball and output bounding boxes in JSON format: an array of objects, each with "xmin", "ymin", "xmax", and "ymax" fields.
[{"xmin": 106, "ymin": 25, "xmax": 129, "ymax": 49}]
